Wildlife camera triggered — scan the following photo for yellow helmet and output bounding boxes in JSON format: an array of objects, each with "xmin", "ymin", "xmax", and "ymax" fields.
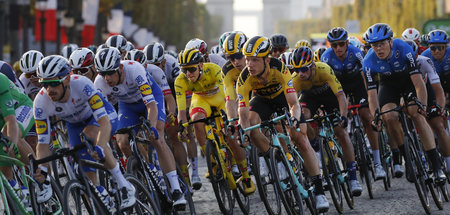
[
  {"xmin": 12, "ymin": 61, "xmax": 21, "ymax": 72},
  {"xmin": 223, "ymin": 32, "xmax": 247, "ymax": 56},
  {"xmin": 178, "ymin": 48, "xmax": 203, "ymax": 68},
  {"xmin": 295, "ymin": 39, "xmax": 312, "ymax": 49},
  {"xmin": 243, "ymin": 36, "xmax": 271, "ymax": 57},
  {"xmin": 314, "ymin": 47, "xmax": 327, "ymax": 62},
  {"xmin": 291, "ymin": 47, "xmax": 314, "ymax": 69}
]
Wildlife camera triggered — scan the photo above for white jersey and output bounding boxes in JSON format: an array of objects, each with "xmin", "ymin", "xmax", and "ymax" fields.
[
  {"xmin": 95, "ymin": 60, "xmax": 156, "ymax": 105},
  {"xmin": 163, "ymin": 54, "xmax": 181, "ymax": 85},
  {"xmin": 145, "ymin": 64, "xmax": 171, "ymax": 96},
  {"xmin": 34, "ymin": 75, "xmax": 112, "ymax": 144},
  {"xmin": 417, "ymin": 55, "xmax": 440, "ymax": 85},
  {"xmin": 19, "ymin": 73, "xmax": 40, "ymax": 97},
  {"xmin": 208, "ymin": 53, "xmax": 227, "ymax": 68}
]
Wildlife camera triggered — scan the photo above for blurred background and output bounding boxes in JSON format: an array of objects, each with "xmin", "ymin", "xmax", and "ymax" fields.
[{"xmin": 0, "ymin": 0, "xmax": 448, "ymax": 62}]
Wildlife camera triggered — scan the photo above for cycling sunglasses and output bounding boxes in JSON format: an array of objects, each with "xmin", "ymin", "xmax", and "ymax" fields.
[
  {"xmin": 99, "ymin": 69, "xmax": 118, "ymax": 77},
  {"xmin": 182, "ymin": 66, "xmax": 197, "ymax": 74},
  {"xmin": 39, "ymin": 76, "xmax": 67, "ymax": 88},
  {"xmin": 72, "ymin": 66, "xmax": 92, "ymax": 76},
  {"xmin": 272, "ymin": 47, "xmax": 287, "ymax": 53},
  {"xmin": 227, "ymin": 53, "xmax": 244, "ymax": 61},
  {"xmin": 331, "ymin": 41, "xmax": 347, "ymax": 48},
  {"xmin": 24, "ymin": 72, "xmax": 37, "ymax": 79},
  {"xmin": 294, "ymin": 64, "xmax": 312, "ymax": 73},
  {"xmin": 430, "ymin": 45, "xmax": 445, "ymax": 51}
]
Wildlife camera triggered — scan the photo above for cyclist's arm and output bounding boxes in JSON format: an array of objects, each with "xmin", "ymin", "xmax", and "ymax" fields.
[
  {"xmin": 0, "ymin": 81, "xmax": 19, "ymax": 145},
  {"xmin": 285, "ymin": 91, "xmax": 301, "ymax": 120},
  {"xmin": 4, "ymin": 115, "xmax": 20, "ymax": 145},
  {"xmin": 336, "ymin": 91, "xmax": 348, "ymax": 117},
  {"xmin": 431, "ymin": 83, "xmax": 445, "ymax": 110},
  {"xmin": 323, "ymin": 67, "xmax": 347, "ymax": 116},
  {"xmin": 226, "ymin": 100, "xmax": 238, "ymax": 119},
  {"xmin": 368, "ymin": 89, "xmax": 379, "ymax": 117},
  {"xmin": 222, "ymin": 69, "xmax": 239, "ymax": 119},
  {"xmin": 175, "ymin": 76, "xmax": 189, "ymax": 124},
  {"xmin": 410, "ymin": 73, "xmax": 428, "ymax": 107},
  {"xmin": 165, "ymin": 94, "xmax": 176, "ymax": 115},
  {"xmin": 237, "ymin": 71, "xmax": 251, "ymax": 129}
]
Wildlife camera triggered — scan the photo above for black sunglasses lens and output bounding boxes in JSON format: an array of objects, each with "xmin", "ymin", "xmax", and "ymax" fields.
[
  {"xmin": 42, "ymin": 81, "xmax": 61, "ymax": 88},
  {"xmin": 182, "ymin": 67, "xmax": 197, "ymax": 73},
  {"xmin": 100, "ymin": 70, "xmax": 116, "ymax": 76}
]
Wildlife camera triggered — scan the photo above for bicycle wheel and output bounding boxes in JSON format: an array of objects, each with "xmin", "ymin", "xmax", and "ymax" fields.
[
  {"xmin": 319, "ymin": 137, "xmax": 344, "ymax": 214},
  {"xmin": 250, "ymin": 145, "xmax": 282, "ymax": 215},
  {"xmin": 29, "ymin": 176, "xmax": 64, "ymax": 215},
  {"xmin": 205, "ymin": 140, "xmax": 234, "ymax": 215},
  {"xmin": 403, "ymin": 139, "xmax": 431, "ymax": 214},
  {"xmin": 270, "ymin": 147, "xmax": 305, "ymax": 215},
  {"xmin": 378, "ymin": 129, "xmax": 391, "ymax": 190},
  {"xmin": 3, "ymin": 186, "xmax": 22, "ymax": 215},
  {"xmin": 172, "ymin": 166, "xmax": 196, "ymax": 215},
  {"xmin": 63, "ymin": 179, "xmax": 107, "ymax": 215},
  {"xmin": 353, "ymin": 129, "xmax": 373, "ymax": 199},
  {"xmin": 123, "ymin": 174, "xmax": 161, "ymax": 215},
  {"xmin": 290, "ymin": 147, "xmax": 316, "ymax": 215},
  {"xmin": 232, "ymin": 162, "xmax": 250, "ymax": 215}
]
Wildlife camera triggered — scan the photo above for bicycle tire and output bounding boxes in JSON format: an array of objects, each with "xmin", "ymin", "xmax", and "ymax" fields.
[
  {"xmin": 269, "ymin": 147, "xmax": 304, "ymax": 215},
  {"xmin": 428, "ymin": 180, "xmax": 444, "ymax": 210},
  {"xmin": 355, "ymin": 129, "xmax": 373, "ymax": 199},
  {"xmin": 205, "ymin": 140, "xmax": 234, "ymax": 215},
  {"xmin": 250, "ymin": 145, "xmax": 282, "ymax": 215},
  {"xmin": 319, "ymin": 137, "xmax": 344, "ymax": 214},
  {"xmin": 232, "ymin": 167, "xmax": 250, "ymax": 215},
  {"xmin": 378, "ymin": 129, "xmax": 391, "ymax": 190},
  {"xmin": 172, "ymin": 166, "xmax": 196, "ymax": 215},
  {"xmin": 403, "ymin": 138, "xmax": 431, "ymax": 214},
  {"xmin": 439, "ymin": 181, "xmax": 449, "ymax": 202},
  {"xmin": 29, "ymin": 176, "xmax": 64, "ymax": 215},
  {"xmin": 291, "ymin": 147, "xmax": 317, "ymax": 215},
  {"xmin": 63, "ymin": 179, "xmax": 106, "ymax": 215},
  {"xmin": 123, "ymin": 174, "xmax": 161, "ymax": 215}
]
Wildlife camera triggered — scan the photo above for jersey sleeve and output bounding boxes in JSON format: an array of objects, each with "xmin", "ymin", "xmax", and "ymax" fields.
[
  {"xmin": 363, "ymin": 54, "xmax": 377, "ymax": 90},
  {"xmin": 222, "ymin": 70, "xmax": 237, "ymax": 101},
  {"xmin": 174, "ymin": 75, "xmax": 189, "ymax": 111},
  {"xmin": 149, "ymin": 66, "xmax": 172, "ymax": 96},
  {"xmin": 422, "ymin": 57, "xmax": 441, "ymax": 84},
  {"xmin": 281, "ymin": 64, "xmax": 296, "ymax": 94},
  {"xmin": 401, "ymin": 42, "xmax": 420, "ymax": 76},
  {"xmin": 33, "ymin": 91, "xmax": 51, "ymax": 144},
  {"xmin": 236, "ymin": 69, "xmax": 252, "ymax": 107},
  {"xmin": 134, "ymin": 64, "xmax": 156, "ymax": 105},
  {"xmin": 0, "ymin": 75, "xmax": 16, "ymax": 118}
]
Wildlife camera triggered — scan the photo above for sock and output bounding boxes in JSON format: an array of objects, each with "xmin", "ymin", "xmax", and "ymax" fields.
[
  {"xmin": 445, "ymin": 157, "xmax": 450, "ymax": 172},
  {"xmin": 191, "ymin": 157, "xmax": 198, "ymax": 176},
  {"xmin": 426, "ymin": 149, "xmax": 442, "ymax": 173},
  {"xmin": 237, "ymin": 159, "xmax": 250, "ymax": 179},
  {"xmin": 372, "ymin": 149, "xmax": 381, "ymax": 165},
  {"xmin": 347, "ymin": 161, "xmax": 357, "ymax": 181},
  {"xmin": 393, "ymin": 148, "xmax": 401, "ymax": 165},
  {"xmin": 399, "ymin": 144, "xmax": 405, "ymax": 164},
  {"xmin": 109, "ymin": 163, "xmax": 128, "ymax": 188},
  {"xmin": 166, "ymin": 170, "xmax": 181, "ymax": 192},
  {"xmin": 311, "ymin": 174, "xmax": 325, "ymax": 195},
  {"xmin": 180, "ymin": 164, "xmax": 190, "ymax": 184}
]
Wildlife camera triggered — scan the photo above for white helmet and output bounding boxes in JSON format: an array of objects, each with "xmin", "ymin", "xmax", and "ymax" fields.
[
  {"xmin": 69, "ymin": 48, "xmax": 95, "ymax": 69},
  {"xmin": 61, "ymin": 44, "xmax": 79, "ymax": 59},
  {"xmin": 20, "ymin": 50, "xmax": 44, "ymax": 74},
  {"xmin": 125, "ymin": 41, "xmax": 135, "ymax": 52},
  {"xmin": 279, "ymin": 51, "xmax": 293, "ymax": 70},
  {"xmin": 37, "ymin": 55, "xmax": 71, "ymax": 79},
  {"xmin": 143, "ymin": 42, "xmax": 165, "ymax": 64},
  {"xmin": 348, "ymin": 36, "xmax": 363, "ymax": 50},
  {"xmin": 106, "ymin": 35, "xmax": 128, "ymax": 52},
  {"xmin": 210, "ymin": 45, "xmax": 221, "ymax": 55},
  {"xmin": 185, "ymin": 38, "xmax": 207, "ymax": 55},
  {"xmin": 126, "ymin": 49, "xmax": 147, "ymax": 65},
  {"xmin": 402, "ymin": 28, "xmax": 421, "ymax": 41},
  {"xmin": 94, "ymin": 47, "xmax": 121, "ymax": 72}
]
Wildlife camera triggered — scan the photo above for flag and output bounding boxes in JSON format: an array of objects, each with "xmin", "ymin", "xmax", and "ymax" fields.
[
  {"xmin": 34, "ymin": 0, "xmax": 57, "ymax": 41},
  {"xmin": 81, "ymin": 0, "xmax": 99, "ymax": 46},
  {"xmin": 107, "ymin": 3, "xmax": 124, "ymax": 35}
]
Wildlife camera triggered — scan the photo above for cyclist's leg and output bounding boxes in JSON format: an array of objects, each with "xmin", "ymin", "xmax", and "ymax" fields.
[
  {"xmin": 189, "ymin": 93, "xmax": 210, "ymax": 155},
  {"xmin": 115, "ymin": 101, "xmax": 143, "ymax": 158},
  {"xmin": 247, "ymin": 96, "xmax": 272, "ymax": 153}
]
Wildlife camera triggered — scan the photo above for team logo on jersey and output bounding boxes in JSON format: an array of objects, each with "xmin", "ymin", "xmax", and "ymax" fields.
[
  {"xmin": 35, "ymin": 107, "xmax": 43, "ymax": 118},
  {"xmin": 5, "ymin": 100, "xmax": 13, "ymax": 108},
  {"xmin": 56, "ymin": 107, "xmax": 63, "ymax": 112},
  {"xmin": 35, "ymin": 120, "xmax": 48, "ymax": 134},
  {"xmin": 139, "ymin": 84, "xmax": 152, "ymax": 95},
  {"xmin": 136, "ymin": 75, "xmax": 145, "ymax": 85},
  {"xmin": 89, "ymin": 94, "xmax": 104, "ymax": 110},
  {"xmin": 395, "ymin": 50, "xmax": 400, "ymax": 58},
  {"xmin": 83, "ymin": 85, "xmax": 95, "ymax": 96},
  {"xmin": 287, "ymin": 79, "xmax": 293, "ymax": 87}
]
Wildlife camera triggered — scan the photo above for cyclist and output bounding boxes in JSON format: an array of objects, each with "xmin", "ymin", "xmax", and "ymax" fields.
[
  {"xmin": 106, "ymin": 34, "xmax": 129, "ymax": 58},
  {"xmin": 279, "ymin": 51, "xmax": 294, "ymax": 73},
  {"xmin": 295, "ymin": 39, "xmax": 312, "ymax": 49},
  {"xmin": 322, "ymin": 27, "xmax": 386, "ymax": 180},
  {"xmin": 314, "ymin": 47, "xmax": 327, "ymax": 62},
  {"xmin": 291, "ymin": 46, "xmax": 363, "ymax": 196},
  {"xmin": 0, "ymin": 72, "xmax": 35, "ymax": 210},
  {"xmin": 405, "ymin": 40, "xmax": 450, "ymax": 173},
  {"xmin": 69, "ymin": 48, "xmax": 97, "ymax": 82},
  {"xmin": 185, "ymin": 38, "xmax": 227, "ymax": 68},
  {"xmin": 125, "ymin": 49, "xmax": 196, "ymax": 189},
  {"xmin": 33, "ymin": 55, "xmax": 136, "ymax": 208},
  {"xmin": 19, "ymin": 50, "xmax": 43, "ymax": 100},
  {"xmin": 402, "ymin": 28, "xmax": 427, "ymax": 54},
  {"xmin": 175, "ymin": 48, "xmax": 256, "ymax": 195},
  {"xmin": 270, "ymin": 33, "xmax": 289, "ymax": 58},
  {"xmin": 210, "ymin": 45, "xmax": 224, "ymax": 59},
  {"xmin": 237, "ymin": 36, "xmax": 329, "ymax": 212},
  {"xmin": 61, "ymin": 43, "xmax": 79, "ymax": 59},
  {"xmin": 219, "ymin": 31, "xmax": 233, "ymax": 54},
  {"xmin": 87, "ymin": 44, "xmax": 98, "ymax": 53},
  {"xmin": 348, "ymin": 36, "xmax": 363, "ymax": 52},
  {"xmin": 364, "ymin": 23, "xmax": 445, "ymax": 182},
  {"xmin": 93, "ymin": 47, "xmax": 187, "ymax": 208}
]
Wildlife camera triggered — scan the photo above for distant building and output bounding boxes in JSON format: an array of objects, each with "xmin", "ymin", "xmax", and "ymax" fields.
[{"xmin": 205, "ymin": 0, "xmax": 234, "ymax": 34}]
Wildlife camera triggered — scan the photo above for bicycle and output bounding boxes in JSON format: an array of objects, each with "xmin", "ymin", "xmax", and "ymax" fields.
[
  {"xmin": 305, "ymin": 110, "xmax": 353, "ymax": 214},
  {"xmin": 116, "ymin": 116, "xmax": 196, "ymax": 215},
  {"xmin": 180, "ymin": 108, "xmax": 250, "ymax": 215},
  {"xmin": 348, "ymin": 103, "xmax": 375, "ymax": 199},
  {"xmin": 238, "ymin": 108, "xmax": 315, "ymax": 215},
  {"xmin": 377, "ymin": 122, "xmax": 393, "ymax": 191},
  {"xmin": 375, "ymin": 93, "xmax": 445, "ymax": 214}
]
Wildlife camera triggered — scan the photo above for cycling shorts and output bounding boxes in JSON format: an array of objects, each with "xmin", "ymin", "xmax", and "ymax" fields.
[
  {"xmin": 341, "ymin": 75, "xmax": 369, "ymax": 107},
  {"xmin": 250, "ymin": 92, "xmax": 306, "ymax": 122},
  {"xmin": 300, "ymin": 88, "xmax": 340, "ymax": 118},
  {"xmin": 117, "ymin": 99, "xmax": 166, "ymax": 131},
  {"xmin": 189, "ymin": 88, "xmax": 225, "ymax": 118},
  {"xmin": 378, "ymin": 75, "xmax": 415, "ymax": 108}
]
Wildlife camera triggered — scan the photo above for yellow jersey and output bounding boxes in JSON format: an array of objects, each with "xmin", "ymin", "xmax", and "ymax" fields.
[
  {"xmin": 221, "ymin": 61, "xmax": 241, "ymax": 101},
  {"xmin": 292, "ymin": 62, "xmax": 343, "ymax": 96}
]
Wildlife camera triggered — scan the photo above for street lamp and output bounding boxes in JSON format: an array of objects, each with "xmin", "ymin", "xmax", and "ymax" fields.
[{"xmin": 36, "ymin": 0, "xmax": 47, "ymax": 55}]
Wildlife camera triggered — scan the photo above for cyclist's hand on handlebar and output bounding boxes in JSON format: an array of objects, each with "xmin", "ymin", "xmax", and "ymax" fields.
[
  {"xmin": 178, "ymin": 123, "xmax": 188, "ymax": 142},
  {"xmin": 370, "ymin": 119, "xmax": 381, "ymax": 132}
]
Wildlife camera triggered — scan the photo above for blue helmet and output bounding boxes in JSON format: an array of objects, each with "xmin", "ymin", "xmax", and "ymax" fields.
[
  {"xmin": 427, "ymin": 30, "xmax": 448, "ymax": 44},
  {"xmin": 327, "ymin": 27, "xmax": 348, "ymax": 43},
  {"xmin": 366, "ymin": 23, "xmax": 393, "ymax": 43},
  {"xmin": 403, "ymin": 40, "xmax": 418, "ymax": 56}
]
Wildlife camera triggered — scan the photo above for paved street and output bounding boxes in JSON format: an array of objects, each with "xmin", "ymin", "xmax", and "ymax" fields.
[{"xmin": 191, "ymin": 157, "xmax": 450, "ymax": 215}]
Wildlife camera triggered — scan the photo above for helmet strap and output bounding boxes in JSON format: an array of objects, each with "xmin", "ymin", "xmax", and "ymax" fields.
[{"xmin": 196, "ymin": 65, "xmax": 203, "ymax": 82}]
